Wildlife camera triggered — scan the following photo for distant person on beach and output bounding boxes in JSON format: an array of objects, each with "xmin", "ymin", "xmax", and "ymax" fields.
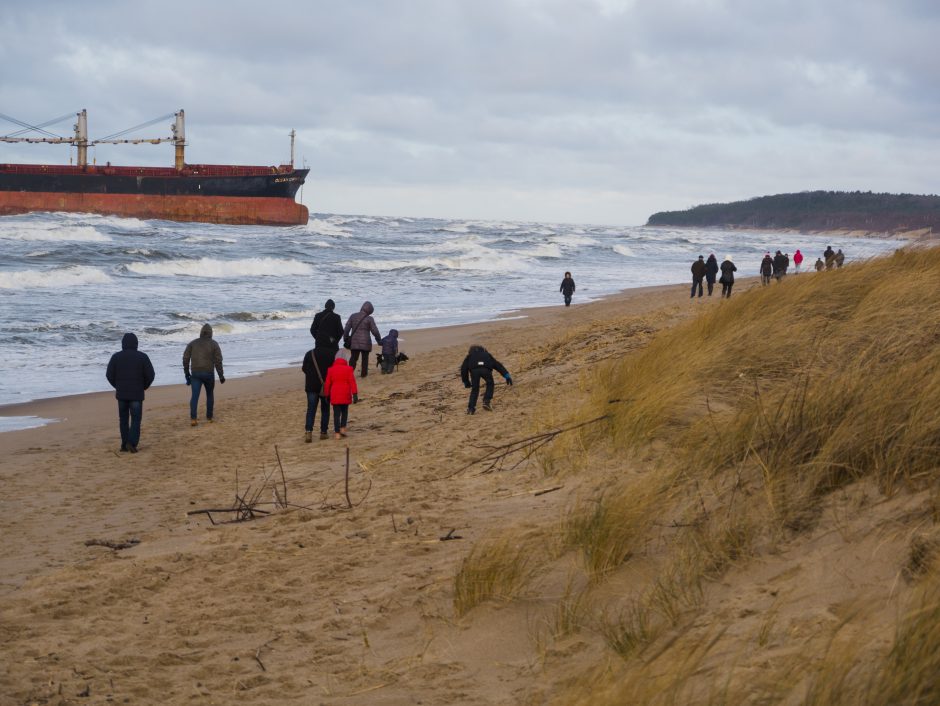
[
  {"xmin": 835, "ymin": 249, "xmax": 845, "ymax": 268},
  {"xmin": 301, "ymin": 344, "xmax": 336, "ymax": 442},
  {"xmin": 560, "ymin": 272, "xmax": 576, "ymax": 306},
  {"xmin": 322, "ymin": 352, "xmax": 358, "ymax": 439},
  {"xmin": 773, "ymin": 250, "xmax": 787, "ymax": 281},
  {"xmin": 310, "ymin": 298, "xmax": 343, "ymax": 350},
  {"xmin": 183, "ymin": 324, "xmax": 224, "ymax": 426},
  {"xmin": 760, "ymin": 253, "xmax": 774, "ymax": 286},
  {"xmin": 719, "ymin": 255, "xmax": 737, "ymax": 298},
  {"xmin": 379, "ymin": 329, "xmax": 399, "ymax": 374},
  {"xmin": 705, "ymin": 254, "xmax": 719, "ymax": 295},
  {"xmin": 105, "ymin": 332, "xmax": 156, "ymax": 453},
  {"xmin": 344, "ymin": 301, "xmax": 382, "ymax": 378},
  {"xmin": 815, "ymin": 257, "xmax": 825, "ymax": 272},
  {"xmin": 824, "ymin": 246, "xmax": 836, "ymax": 270},
  {"xmin": 460, "ymin": 345, "xmax": 512, "ymax": 414},
  {"xmin": 784, "ymin": 252, "xmax": 790, "ymax": 274},
  {"xmin": 690, "ymin": 256, "xmax": 706, "ymax": 298},
  {"xmin": 793, "ymin": 249, "xmax": 804, "ymax": 274}
]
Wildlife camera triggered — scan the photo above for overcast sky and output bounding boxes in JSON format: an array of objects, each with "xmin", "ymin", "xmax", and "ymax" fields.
[{"xmin": 2, "ymin": 0, "xmax": 938, "ymax": 225}]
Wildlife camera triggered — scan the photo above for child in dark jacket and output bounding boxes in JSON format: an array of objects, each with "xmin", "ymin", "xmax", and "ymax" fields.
[
  {"xmin": 322, "ymin": 355, "xmax": 359, "ymax": 439},
  {"xmin": 379, "ymin": 329, "xmax": 399, "ymax": 374}
]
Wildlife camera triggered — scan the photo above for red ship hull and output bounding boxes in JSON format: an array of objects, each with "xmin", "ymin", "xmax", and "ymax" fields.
[{"xmin": 0, "ymin": 190, "xmax": 308, "ymax": 226}]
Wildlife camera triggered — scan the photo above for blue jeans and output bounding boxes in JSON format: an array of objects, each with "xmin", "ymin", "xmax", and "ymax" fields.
[
  {"xmin": 190, "ymin": 371, "xmax": 215, "ymax": 420},
  {"xmin": 563, "ymin": 294, "xmax": 572, "ymax": 306},
  {"xmin": 118, "ymin": 399, "xmax": 143, "ymax": 449},
  {"xmin": 306, "ymin": 392, "xmax": 330, "ymax": 433}
]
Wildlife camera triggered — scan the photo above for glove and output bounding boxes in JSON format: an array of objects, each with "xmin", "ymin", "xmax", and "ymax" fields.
[
  {"xmin": 504, "ymin": 374, "xmax": 513, "ymax": 386},
  {"xmin": 218, "ymin": 375, "xmax": 226, "ymax": 384},
  {"xmin": 185, "ymin": 374, "xmax": 191, "ymax": 386},
  {"xmin": 353, "ymin": 393, "xmax": 359, "ymax": 404}
]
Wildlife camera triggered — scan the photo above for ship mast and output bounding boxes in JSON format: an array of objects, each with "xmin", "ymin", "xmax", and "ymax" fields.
[
  {"xmin": 289, "ymin": 128, "xmax": 295, "ymax": 168},
  {"xmin": 173, "ymin": 110, "xmax": 186, "ymax": 170},
  {"xmin": 75, "ymin": 109, "xmax": 88, "ymax": 167}
]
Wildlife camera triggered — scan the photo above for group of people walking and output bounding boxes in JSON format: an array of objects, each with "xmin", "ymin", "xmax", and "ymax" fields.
[
  {"xmin": 690, "ymin": 254, "xmax": 738, "ymax": 298},
  {"xmin": 691, "ymin": 245, "xmax": 848, "ymax": 298}
]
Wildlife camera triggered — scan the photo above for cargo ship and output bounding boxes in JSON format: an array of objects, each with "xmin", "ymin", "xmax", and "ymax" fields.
[{"xmin": 0, "ymin": 110, "xmax": 309, "ymax": 226}]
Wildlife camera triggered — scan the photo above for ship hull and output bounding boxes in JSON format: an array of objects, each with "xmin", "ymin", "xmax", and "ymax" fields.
[
  {"xmin": 0, "ymin": 165, "xmax": 310, "ymax": 226},
  {"xmin": 0, "ymin": 190, "xmax": 308, "ymax": 226}
]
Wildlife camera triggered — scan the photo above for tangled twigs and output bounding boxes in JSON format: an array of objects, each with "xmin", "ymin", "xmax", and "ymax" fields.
[
  {"xmin": 84, "ymin": 538, "xmax": 140, "ymax": 550},
  {"xmin": 445, "ymin": 415, "xmax": 610, "ymax": 477},
  {"xmin": 274, "ymin": 445, "xmax": 289, "ymax": 509}
]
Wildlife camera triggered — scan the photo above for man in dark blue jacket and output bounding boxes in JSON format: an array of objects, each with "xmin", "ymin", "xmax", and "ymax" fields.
[
  {"xmin": 106, "ymin": 332, "xmax": 156, "ymax": 453},
  {"xmin": 460, "ymin": 345, "xmax": 512, "ymax": 414}
]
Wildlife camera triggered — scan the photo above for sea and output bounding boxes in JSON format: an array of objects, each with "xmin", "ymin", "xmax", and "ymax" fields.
[{"xmin": 0, "ymin": 211, "xmax": 902, "ymax": 431}]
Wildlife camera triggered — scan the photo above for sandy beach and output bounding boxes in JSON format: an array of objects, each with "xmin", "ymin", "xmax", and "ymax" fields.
[{"xmin": 0, "ymin": 280, "xmax": 700, "ymax": 703}]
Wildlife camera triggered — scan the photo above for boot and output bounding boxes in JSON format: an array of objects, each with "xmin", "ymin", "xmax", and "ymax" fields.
[{"xmin": 304, "ymin": 431, "xmax": 312, "ymax": 443}]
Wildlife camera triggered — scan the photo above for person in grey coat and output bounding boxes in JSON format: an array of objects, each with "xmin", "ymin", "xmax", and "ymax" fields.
[
  {"xmin": 183, "ymin": 324, "xmax": 225, "ymax": 425},
  {"xmin": 343, "ymin": 301, "xmax": 382, "ymax": 377}
]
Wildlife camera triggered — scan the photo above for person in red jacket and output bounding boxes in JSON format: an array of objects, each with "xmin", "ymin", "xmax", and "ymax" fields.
[
  {"xmin": 322, "ymin": 354, "xmax": 359, "ymax": 439},
  {"xmin": 793, "ymin": 248, "xmax": 804, "ymax": 274}
]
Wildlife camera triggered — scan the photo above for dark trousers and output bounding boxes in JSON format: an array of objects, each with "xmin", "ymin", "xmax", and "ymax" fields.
[
  {"xmin": 118, "ymin": 399, "xmax": 143, "ymax": 449},
  {"xmin": 381, "ymin": 354, "xmax": 396, "ymax": 374},
  {"xmin": 349, "ymin": 349, "xmax": 369, "ymax": 377},
  {"xmin": 761, "ymin": 274, "xmax": 771, "ymax": 286},
  {"xmin": 332, "ymin": 404, "xmax": 349, "ymax": 432},
  {"xmin": 706, "ymin": 277, "xmax": 715, "ymax": 295},
  {"xmin": 690, "ymin": 278, "xmax": 703, "ymax": 297},
  {"xmin": 190, "ymin": 371, "xmax": 215, "ymax": 419},
  {"xmin": 305, "ymin": 392, "xmax": 330, "ymax": 433},
  {"xmin": 468, "ymin": 369, "xmax": 495, "ymax": 411},
  {"xmin": 722, "ymin": 282, "xmax": 734, "ymax": 298},
  {"xmin": 563, "ymin": 294, "xmax": 572, "ymax": 306}
]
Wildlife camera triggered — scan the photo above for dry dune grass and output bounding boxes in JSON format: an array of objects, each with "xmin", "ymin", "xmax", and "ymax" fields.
[{"xmin": 455, "ymin": 247, "xmax": 940, "ymax": 703}]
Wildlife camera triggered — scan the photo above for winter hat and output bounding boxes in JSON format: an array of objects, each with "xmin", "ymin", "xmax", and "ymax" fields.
[
  {"xmin": 725, "ymin": 255, "xmax": 733, "ymax": 262},
  {"xmin": 324, "ymin": 299, "xmax": 335, "ymax": 311}
]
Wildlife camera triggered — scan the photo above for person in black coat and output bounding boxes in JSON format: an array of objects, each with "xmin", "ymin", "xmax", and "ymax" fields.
[
  {"xmin": 105, "ymin": 332, "xmax": 156, "ymax": 453},
  {"xmin": 560, "ymin": 272, "xmax": 576, "ymax": 306},
  {"xmin": 301, "ymin": 345, "xmax": 337, "ymax": 442},
  {"xmin": 310, "ymin": 299, "xmax": 344, "ymax": 351},
  {"xmin": 460, "ymin": 345, "xmax": 512, "ymax": 414},
  {"xmin": 690, "ymin": 256, "xmax": 706, "ymax": 298},
  {"xmin": 704, "ymin": 254, "xmax": 719, "ymax": 296},
  {"xmin": 719, "ymin": 256, "xmax": 737, "ymax": 298}
]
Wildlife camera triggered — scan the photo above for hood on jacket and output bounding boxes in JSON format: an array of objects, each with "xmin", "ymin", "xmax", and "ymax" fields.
[
  {"xmin": 200, "ymin": 324, "xmax": 213, "ymax": 338},
  {"xmin": 360, "ymin": 301, "xmax": 374, "ymax": 315},
  {"xmin": 325, "ymin": 299, "xmax": 335, "ymax": 311},
  {"xmin": 121, "ymin": 332, "xmax": 139, "ymax": 350},
  {"xmin": 468, "ymin": 344, "xmax": 485, "ymax": 355},
  {"xmin": 388, "ymin": 329, "xmax": 399, "ymax": 339},
  {"xmin": 332, "ymin": 357, "xmax": 350, "ymax": 368}
]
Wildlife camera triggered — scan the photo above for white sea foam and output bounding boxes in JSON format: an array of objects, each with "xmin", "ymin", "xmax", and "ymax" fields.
[
  {"xmin": 441, "ymin": 223, "xmax": 470, "ymax": 233},
  {"xmin": 181, "ymin": 235, "xmax": 238, "ymax": 244},
  {"xmin": 25, "ymin": 250, "xmax": 52, "ymax": 257},
  {"xmin": 0, "ymin": 223, "xmax": 111, "ymax": 242},
  {"xmin": 344, "ymin": 251, "xmax": 530, "ymax": 273},
  {"xmin": 0, "ymin": 415, "xmax": 60, "ymax": 433},
  {"xmin": 306, "ymin": 219, "xmax": 352, "ymax": 237},
  {"xmin": 0, "ymin": 265, "xmax": 111, "ymax": 289},
  {"xmin": 612, "ymin": 244, "xmax": 637, "ymax": 257},
  {"xmin": 520, "ymin": 243, "xmax": 563, "ymax": 258},
  {"xmin": 125, "ymin": 257, "xmax": 314, "ymax": 278}
]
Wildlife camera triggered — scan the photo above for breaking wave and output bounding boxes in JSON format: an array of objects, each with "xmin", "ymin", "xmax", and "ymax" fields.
[
  {"xmin": 0, "ymin": 223, "xmax": 111, "ymax": 242},
  {"xmin": 0, "ymin": 265, "xmax": 111, "ymax": 289},
  {"xmin": 124, "ymin": 257, "xmax": 314, "ymax": 278}
]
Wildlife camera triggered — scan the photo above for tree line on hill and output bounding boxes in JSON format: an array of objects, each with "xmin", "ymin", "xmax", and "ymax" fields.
[{"xmin": 646, "ymin": 191, "xmax": 940, "ymax": 233}]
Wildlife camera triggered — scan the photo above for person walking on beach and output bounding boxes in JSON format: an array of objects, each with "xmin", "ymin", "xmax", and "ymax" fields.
[
  {"xmin": 793, "ymin": 249, "xmax": 804, "ymax": 274},
  {"xmin": 760, "ymin": 253, "xmax": 774, "ymax": 286},
  {"xmin": 773, "ymin": 250, "xmax": 787, "ymax": 281},
  {"xmin": 106, "ymin": 332, "xmax": 156, "ymax": 453},
  {"xmin": 460, "ymin": 345, "xmax": 512, "ymax": 414},
  {"xmin": 183, "ymin": 324, "xmax": 224, "ymax": 426},
  {"xmin": 815, "ymin": 257, "xmax": 825, "ymax": 272},
  {"xmin": 322, "ymin": 352, "xmax": 358, "ymax": 439},
  {"xmin": 560, "ymin": 272, "xmax": 576, "ymax": 306},
  {"xmin": 705, "ymin": 254, "xmax": 719, "ymax": 296},
  {"xmin": 301, "ymin": 344, "xmax": 336, "ymax": 442},
  {"xmin": 824, "ymin": 246, "xmax": 836, "ymax": 270},
  {"xmin": 310, "ymin": 298, "xmax": 343, "ymax": 350},
  {"xmin": 344, "ymin": 301, "xmax": 381, "ymax": 378},
  {"xmin": 835, "ymin": 249, "xmax": 845, "ymax": 268},
  {"xmin": 719, "ymin": 255, "xmax": 737, "ymax": 298},
  {"xmin": 379, "ymin": 329, "xmax": 399, "ymax": 374},
  {"xmin": 690, "ymin": 256, "xmax": 706, "ymax": 298}
]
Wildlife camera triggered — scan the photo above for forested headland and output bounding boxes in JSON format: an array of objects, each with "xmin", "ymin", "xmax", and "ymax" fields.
[{"xmin": 647, "ymin": 191, "xmax": 940, "ymax": 234}]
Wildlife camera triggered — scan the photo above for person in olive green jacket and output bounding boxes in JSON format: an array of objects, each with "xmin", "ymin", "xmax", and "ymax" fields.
[{"xmin": 183, "ymin": 324, "xmax": 225, "ymax": 425}]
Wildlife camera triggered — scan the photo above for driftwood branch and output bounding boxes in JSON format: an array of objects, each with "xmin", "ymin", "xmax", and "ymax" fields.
[
  {"xmin": 84, "ymin": 538, "xmax": 140, "ymax": 550},
  {"xmin": 443, "ymin": 415, "xmax": 610, "ymax": 478}
]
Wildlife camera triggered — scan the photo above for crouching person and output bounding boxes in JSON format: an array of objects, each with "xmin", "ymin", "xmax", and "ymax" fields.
[
  {"xmin": 323, "ymin": 352, "xmax": 359, "ymax": 439},
  {"xmin": 380, "ymin": 329, "xmax": 399, "ymax": 374},
  {"xmin": 460, "ymin": 345, "xmax": 512, "ymax": 414}
]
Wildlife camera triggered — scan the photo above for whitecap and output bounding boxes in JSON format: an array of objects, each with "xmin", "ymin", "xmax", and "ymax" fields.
[
  {"xmin": 0, "ymin": 265, "xmax": 112, "ymax": 289},
  {"xmin": 612, "ymin": 244, "xmax": 637, "ymax": 257},
  {"xmin": 124, "ymin": 257, "xmax": 314, "ymax": 278},
  {"xmin": 520, "ymin": 243, "xmax": 563, "ymax": 259},
  {"xmin": 0, "ymin": 223, "xmax": 111, "ymax": 242},
  {"xmin": 305, "ymin": 219, "xmax": 352, "ymax": 237}
]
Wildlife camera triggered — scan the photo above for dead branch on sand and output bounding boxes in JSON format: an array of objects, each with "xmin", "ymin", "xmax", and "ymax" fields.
[
  {"xmin": 84, "ymin": 538, "xmax": 140, "ymax": 550},
  {"xmin": 443, "ymin": 415, "xmax": 610, "ymax": 478}
]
